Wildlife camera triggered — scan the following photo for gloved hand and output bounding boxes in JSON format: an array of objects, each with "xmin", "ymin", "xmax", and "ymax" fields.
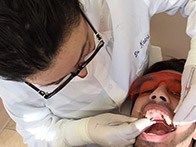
[
  {"xmin": 61, "ymin": 113, "xmax": 154, "ymax": 147},
  {"xmin": 174, "ymin": 36, "xmax": 196, "ymax": 125},
  {"xmin": 87, "ymin": 113, "xmax": 155, "ymax": 147},
  {"xmin": 174, "ymin": 65, "xmax": 196, "ymax": 125}
]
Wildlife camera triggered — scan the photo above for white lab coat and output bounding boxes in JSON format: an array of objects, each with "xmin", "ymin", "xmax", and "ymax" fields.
[{"xmin": 0, "ymin": 0, "xmax": 195, "ymax": 146}]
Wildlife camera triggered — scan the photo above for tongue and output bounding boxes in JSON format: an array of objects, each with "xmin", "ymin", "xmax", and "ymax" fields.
[
  {"xmin": 145, "ymin": 123, "xmax": 168, "ymax": 135},
  {"xmin": 144, "ymin": 120, "xmax": 176, "ymax": 135}
]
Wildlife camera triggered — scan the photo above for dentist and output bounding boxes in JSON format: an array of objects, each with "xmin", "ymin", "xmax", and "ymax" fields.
[{"xmin": 0, "ymin": 0, "xmax": 195, "ymax": 146}]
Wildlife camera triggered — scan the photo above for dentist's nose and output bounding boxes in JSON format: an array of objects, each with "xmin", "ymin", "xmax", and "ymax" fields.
[
  {"xmin": 149, "ymin": 84, "xmax": 170, "ymax": 103},
  {"xmin": 77, "ymin": 67, "xmax": 88, "ymax": 78}
]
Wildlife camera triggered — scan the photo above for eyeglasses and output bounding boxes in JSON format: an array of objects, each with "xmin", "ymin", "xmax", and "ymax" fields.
[
  {"xmin": 25, "ymin": 10, "xmax": 104, "ymax": 99},
  {"xmin": 129, "ymin": 71, "xmax": 181, "ymax": 101}
]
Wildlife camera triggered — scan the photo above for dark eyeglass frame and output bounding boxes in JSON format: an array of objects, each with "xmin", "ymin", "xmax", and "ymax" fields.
[{"xmin": 25, "ymin": 10, "xmax": 104, "ymax": 99}]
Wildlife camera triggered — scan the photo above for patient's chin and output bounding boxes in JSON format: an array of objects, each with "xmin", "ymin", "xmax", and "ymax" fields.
[
  {"xmin": 135, "ymin": 124, "xmax": 195, "ymax": 147},
  {"xmin": 134, "ymin": 131, "xmax": 174, "ymax": 147},
  {"xmin": 134, "ymin": 138, "xmax": 169, "ymax": 147}
]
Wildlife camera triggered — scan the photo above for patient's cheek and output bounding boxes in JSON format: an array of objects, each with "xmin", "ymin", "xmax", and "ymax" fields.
[
  {"xmin": 177, "ymin": 124, "xmax": 195, "ymax": 135},
  {"xmin": 131, "ymin": 96, "xmax": 149, "ymax": 118},
  {"xmin": 131, "ymin": 107, "xmax": 137, "ymax": 117},
  {"xmin": 131, "ymin": 101, "xmax": 141, "ymax": 118}
]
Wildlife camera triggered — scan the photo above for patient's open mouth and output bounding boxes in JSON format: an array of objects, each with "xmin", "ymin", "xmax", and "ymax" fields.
[
  {"xmin": 143, "ymin": 106, "xmax": 176, "ymax": 135},
  {"xmin": 144, "ymin": 119, "xmax": 176, "ymax": 135}
]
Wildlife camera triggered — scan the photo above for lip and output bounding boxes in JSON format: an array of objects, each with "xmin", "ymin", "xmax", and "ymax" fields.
[
  {"xmin": 139, "ymin": 103, "xmax": 176, "ymax": 142},
  {"xmin": 140, "ymin": 131, "xmax": 175, "ymax": 142}
]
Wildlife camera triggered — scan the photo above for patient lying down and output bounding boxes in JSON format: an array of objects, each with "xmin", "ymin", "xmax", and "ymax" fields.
[{"xmin": 129, "ymin": 59, "xmax": 196, "ymax": 147}]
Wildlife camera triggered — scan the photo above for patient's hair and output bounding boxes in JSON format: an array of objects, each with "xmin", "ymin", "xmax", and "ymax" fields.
[
  {"xmin": 0, "ymin": 0, "xmax": 81, "ymax": 81},
  {"xmin": 144, "ymin": 58, "xmax": 186, "ymax": 75}
]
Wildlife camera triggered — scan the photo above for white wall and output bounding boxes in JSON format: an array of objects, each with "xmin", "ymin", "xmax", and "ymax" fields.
[{"xmin": 150, "ymin": 12, "xmax": 190, "ymax": 60}]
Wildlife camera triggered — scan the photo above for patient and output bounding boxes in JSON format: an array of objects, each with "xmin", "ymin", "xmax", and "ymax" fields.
[{"xmin": 129, "ymin": 59, "xmax": 196, "ymax": 147}]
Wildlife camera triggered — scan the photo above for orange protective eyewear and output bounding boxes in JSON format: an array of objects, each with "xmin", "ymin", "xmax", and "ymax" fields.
[{"xmin": 129, "ymin": 71, "xmax": 182, "ymax": 101}]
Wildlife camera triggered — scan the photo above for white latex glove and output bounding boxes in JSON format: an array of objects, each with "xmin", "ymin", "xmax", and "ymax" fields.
[
  {"xmin": 87, "ymin": 113, "xmax": 154, "ymax": 147},
  {"xmin": 174, "ymin": 37, "xmax": 196, "ymax": 125},
  {"xmin": 174, "ymin": 65, "xmax": 196, "ymax": 125},
  {"xmin": 60, "ymin": 113, "xmax": 154, "ymax": 147}
]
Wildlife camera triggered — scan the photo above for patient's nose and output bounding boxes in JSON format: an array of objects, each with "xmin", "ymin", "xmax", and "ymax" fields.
[{"xmin": 149, "ymin": 84, "xmax": 170, "ymax": 103}]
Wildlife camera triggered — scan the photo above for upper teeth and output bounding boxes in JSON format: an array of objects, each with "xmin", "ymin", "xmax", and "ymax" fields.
[{"xmin": 145, "ymin": 109, "xmax": 172, "ymax": 125}]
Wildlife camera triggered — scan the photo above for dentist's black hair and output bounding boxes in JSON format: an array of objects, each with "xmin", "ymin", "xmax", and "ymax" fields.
[{"xmin": 0, "ymin": 0, "xmax": 82, "ymax": 81}]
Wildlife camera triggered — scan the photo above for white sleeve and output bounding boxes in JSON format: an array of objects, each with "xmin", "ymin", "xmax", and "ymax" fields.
[
  {"xmin": 2, "ymin": 99, "xmax": 92, "ymax": 147},
  {"xmin": 146, "ymin": 0, "xmax": 196, "ymax": 65},
  {"xmin": 182, "ymin": 0, "xmax": 196, "ymax": 65},
  {"xmin": 145, "ymin": 0, "xmax": 196, "ymax": 39},
  {"xmin": 184, "ymin": 0, "xmax": 196, "ymax": 38},
  {"xmin": 144, "ymin": 0, "xmax": 188, "ymax": 16},
  {"xmin": 0, "ymin": 81, "xmax": 93, "ymax": 147}
]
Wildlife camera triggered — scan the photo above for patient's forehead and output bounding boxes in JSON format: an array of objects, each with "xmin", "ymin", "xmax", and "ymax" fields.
[{"xmin": 141, "ymin": 71, "xmax": 181, "ymax": 82}]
